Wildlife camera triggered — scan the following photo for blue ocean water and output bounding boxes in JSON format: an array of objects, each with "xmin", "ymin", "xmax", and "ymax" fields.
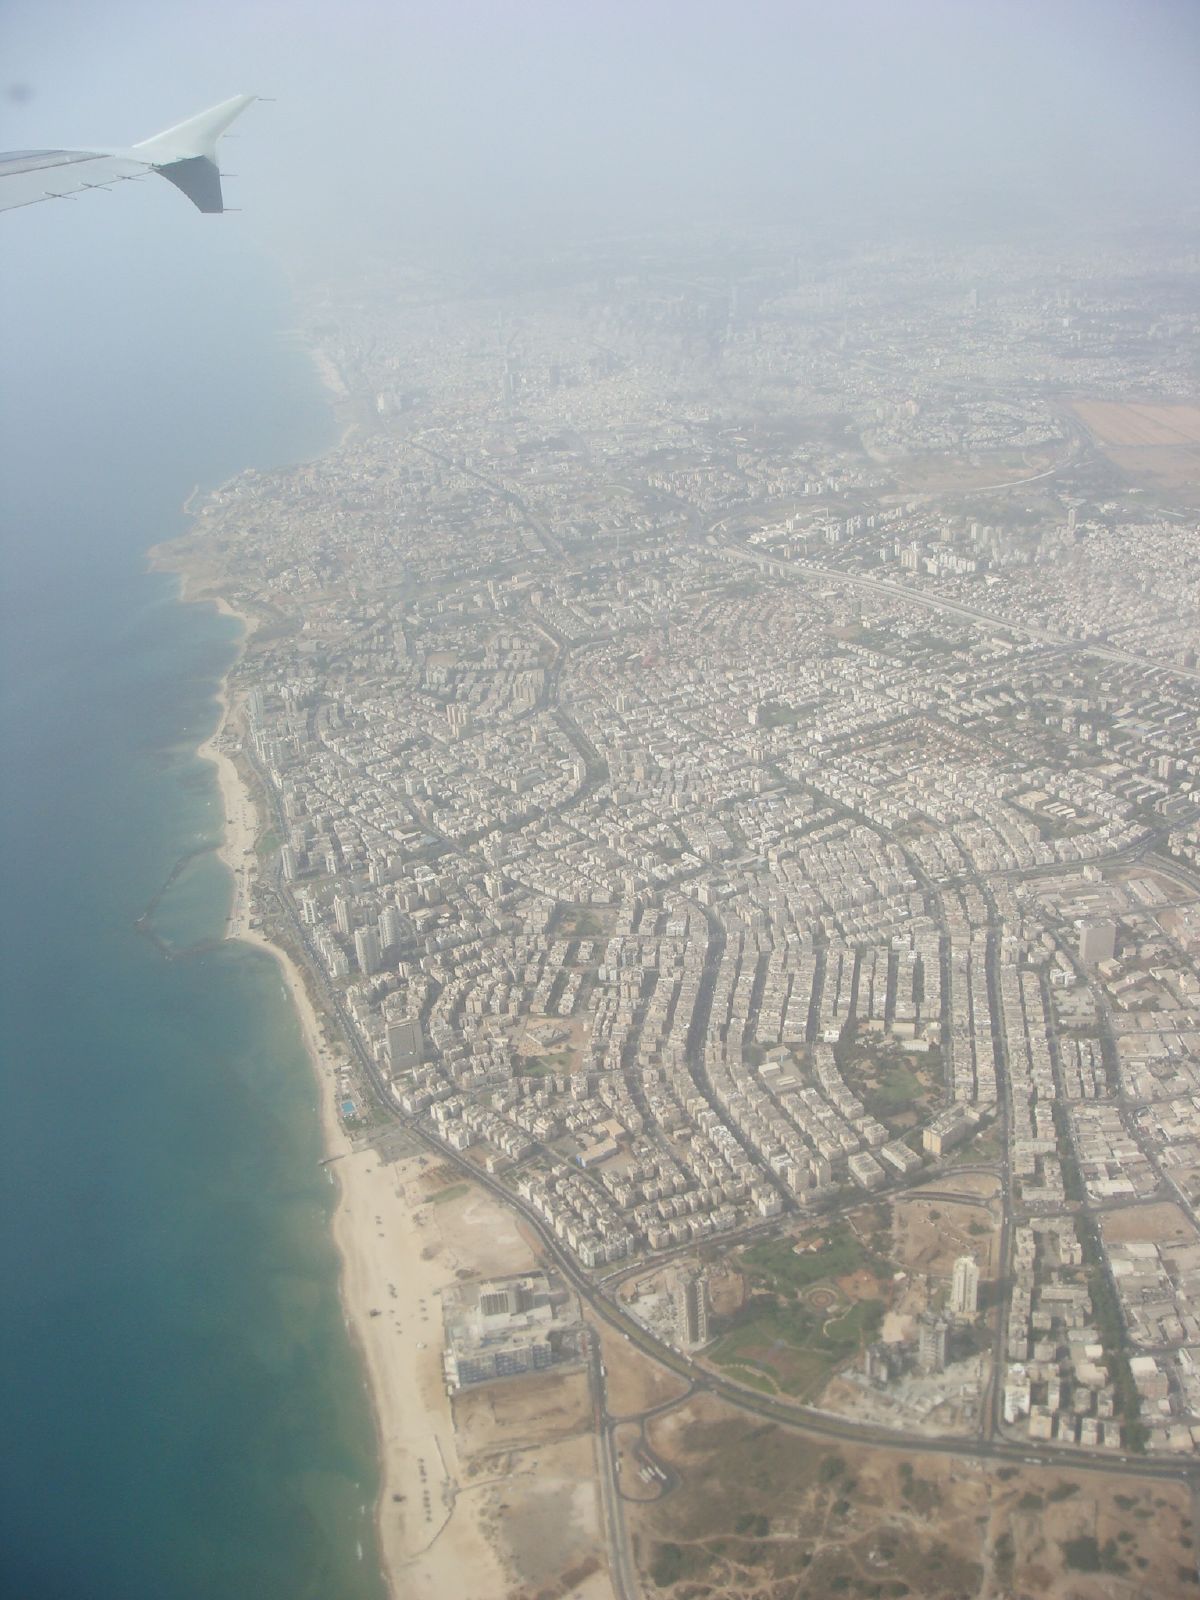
[{"xmin": 0, "ymin": 203, "xmax": 385, "ymax": 1599}]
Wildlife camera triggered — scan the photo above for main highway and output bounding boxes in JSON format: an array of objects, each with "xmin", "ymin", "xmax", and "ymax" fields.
[{"xmin": 709, "ymin": 537, "xmax": 1200, "ymax": 687}]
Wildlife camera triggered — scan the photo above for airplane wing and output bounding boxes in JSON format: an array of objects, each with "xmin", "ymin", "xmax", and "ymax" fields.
[
  {"xmin": 0, "ymin": 95, "xmax": 256, "ymax": 215},
  {"xmin": 0, "ymin": 149, "xmax": 157, "ymax": 211}
]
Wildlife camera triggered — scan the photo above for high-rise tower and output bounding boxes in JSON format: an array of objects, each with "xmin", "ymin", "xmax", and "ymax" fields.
[{"xmin": 951, "ymin": 1255, "xmax": 980, "ymax": 1319}]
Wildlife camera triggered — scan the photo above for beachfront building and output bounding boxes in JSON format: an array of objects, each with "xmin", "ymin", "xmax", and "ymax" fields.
[{"xmin": 442, "ymin": 1271, "xmax": 581, "ymax": 1391}]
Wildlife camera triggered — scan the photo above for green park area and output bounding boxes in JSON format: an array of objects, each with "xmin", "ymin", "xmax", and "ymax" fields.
[
  {"xmin": 834, "ymin": 1025, "xmax": 942, "ymax": 1131},
  {"xmin": 706, "ymin": 1225, "xmax": 887, "ymax": 1398},
  {"xmin": 555, "ymin": 905, "xmax": 609, "ymax": 937},
  {"xmin": 741, "ymin": 1229, "xmax": 871, "ymax": 1293},
  {"xmin": 255, "ymin": 825, "xmax": 282, "ymax": 860},
  {"xmin": 709, "ymin": 1297, "xmax": 885, "ymax": 1397},
  {"xmin": 516, "ymin": 1052, "xmax": 572, "ymax": 1077},
  {"xmin": 870, "ymin": 1061, "xmax": 927, "ymax": 1115}
]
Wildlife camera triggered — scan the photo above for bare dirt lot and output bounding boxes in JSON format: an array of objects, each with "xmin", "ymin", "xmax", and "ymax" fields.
[
  {"xmin": 472, "ymin": 1432, "xmax": 610, "ymax": 1600},
  {"xmin": 892, "ymin": 1193, "xmax": 1000, "ymax": 1281},
  {"xmin": 591, "ymin": 1313, "xmax": 691, "ymax": 1419},
  {"xmin": 634, "ymin": 1391, "xmax": 1197, "ymax": 1599},
  {"xmin": 1100, "ymin": 1200, "xmax": 1198, "ymax": 1247},
  {"xmin": 455, "ymin": 1369, "xmax": 593, "ymax": 1460},
  {"xmin": 454, "ymin": 1370, "xmax": 612, "ymax": 1600},
  {"xmin": 430, "ymin": 1180, "xmax": 540, "ymax": 1278}
]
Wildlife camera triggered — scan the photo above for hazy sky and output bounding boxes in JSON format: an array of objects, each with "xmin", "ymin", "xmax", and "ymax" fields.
[{"xmin": 2, "ymin": 0, "xmax": 1200, "ymax": 254}]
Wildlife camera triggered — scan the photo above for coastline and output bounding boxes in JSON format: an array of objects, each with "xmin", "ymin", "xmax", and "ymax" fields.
[
  {"xmin": 184, "ymin": 589, "xmax": 514, "ymax": 1598},
  {"xmin": 193, "ymin": 594, "xmax": 259, "ymax": 943},
  {"xmin": 152, "ymin": 332, "xmax": 612, "ymax": 1597}
]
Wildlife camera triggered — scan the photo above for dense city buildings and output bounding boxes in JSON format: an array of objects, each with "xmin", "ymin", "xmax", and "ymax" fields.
[{"xmin": 169, "ymin": 222, "xmax": 1200, "ymax": 1500}]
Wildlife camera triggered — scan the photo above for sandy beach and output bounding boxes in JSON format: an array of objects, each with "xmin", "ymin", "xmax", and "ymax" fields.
[
  {"xmin": 190, "ymin": 602, "xmax": 520, "ymax": 1596},
  {"xmin": 287, "ymin": 985, "xmax": 613, "ymax": 1600},
  {"xmin": 260, "ymin": 955, "xmax": 516, "ymax": 1597},
  {"xmin": 193, "ymin": 599, "xmax": 260, "ymax": 942}
]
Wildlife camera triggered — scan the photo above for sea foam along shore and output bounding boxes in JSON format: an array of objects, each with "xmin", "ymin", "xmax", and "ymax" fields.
[{"xmin": 181, "ymin": 580, "xmax": 512, "ymax": 1598}]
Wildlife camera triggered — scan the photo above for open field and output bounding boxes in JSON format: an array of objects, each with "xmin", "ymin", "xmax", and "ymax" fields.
[
  {"xmin": 451, "ymin": 1360, "xmax": 611, "ymax": 1599},
  {"xmin": 590, "ymin": 1313, "xmax": 691, "ymax": 1419},
  {"xmin": 1100, "ymin": 1200, "xmax": 1198, "ymax": 1247},
  {"xmin": 1073, "ymin": 399, "xmax": 1200, "ymax": 493},
  {"xmin": 419, "ymin": 1171, "xmax": 540, "ymax": 1276},
  {"xmin": 885, "ymin": 448, "xmax": 1062, "ymax": 496},
  {"xmin": 634, "ymin": 1391, "xmax": 1198, "ymax": 1599},
  {"xmin": 473, "ymin": 1432, "xmax": 611, "ymax": 1600}
]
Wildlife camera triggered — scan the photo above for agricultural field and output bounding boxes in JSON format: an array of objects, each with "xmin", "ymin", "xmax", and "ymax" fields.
[
  {"xmin": 1073, "ymin": 400, "xmax": 1200, "ymax": 448},
  {"xmin": 1073, "ymin": 398, "xmax": 1200, "ymax": 496}
]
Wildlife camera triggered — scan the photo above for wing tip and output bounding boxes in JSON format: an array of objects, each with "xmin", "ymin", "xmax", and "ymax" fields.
[{"xmin": 132, "ymin": 95, "xmax": 257, "ymax": 166}]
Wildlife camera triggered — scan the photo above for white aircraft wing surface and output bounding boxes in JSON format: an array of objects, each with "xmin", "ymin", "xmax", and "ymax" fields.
[{"xmin": 0, "ymin": 95, "xmax": 256, "ymax": 215}]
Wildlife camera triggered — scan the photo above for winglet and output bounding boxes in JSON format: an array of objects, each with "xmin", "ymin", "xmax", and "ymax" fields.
[
  {"xmin": 132, "ymin": 94, "xmax": 256, "ymax": 164},
  {"xmin": 129, "ymin": 94, "xmax": 256, "ymax": 213}
]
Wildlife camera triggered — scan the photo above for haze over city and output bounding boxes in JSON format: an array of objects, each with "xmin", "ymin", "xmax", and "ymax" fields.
[
  {"xmin": 3, "ymin": 4, "xmax": 1200, "ymax": 1600},
  {"xmin": 4, "ymin": 0, "xmax": 1200, "ymax": 249}
]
